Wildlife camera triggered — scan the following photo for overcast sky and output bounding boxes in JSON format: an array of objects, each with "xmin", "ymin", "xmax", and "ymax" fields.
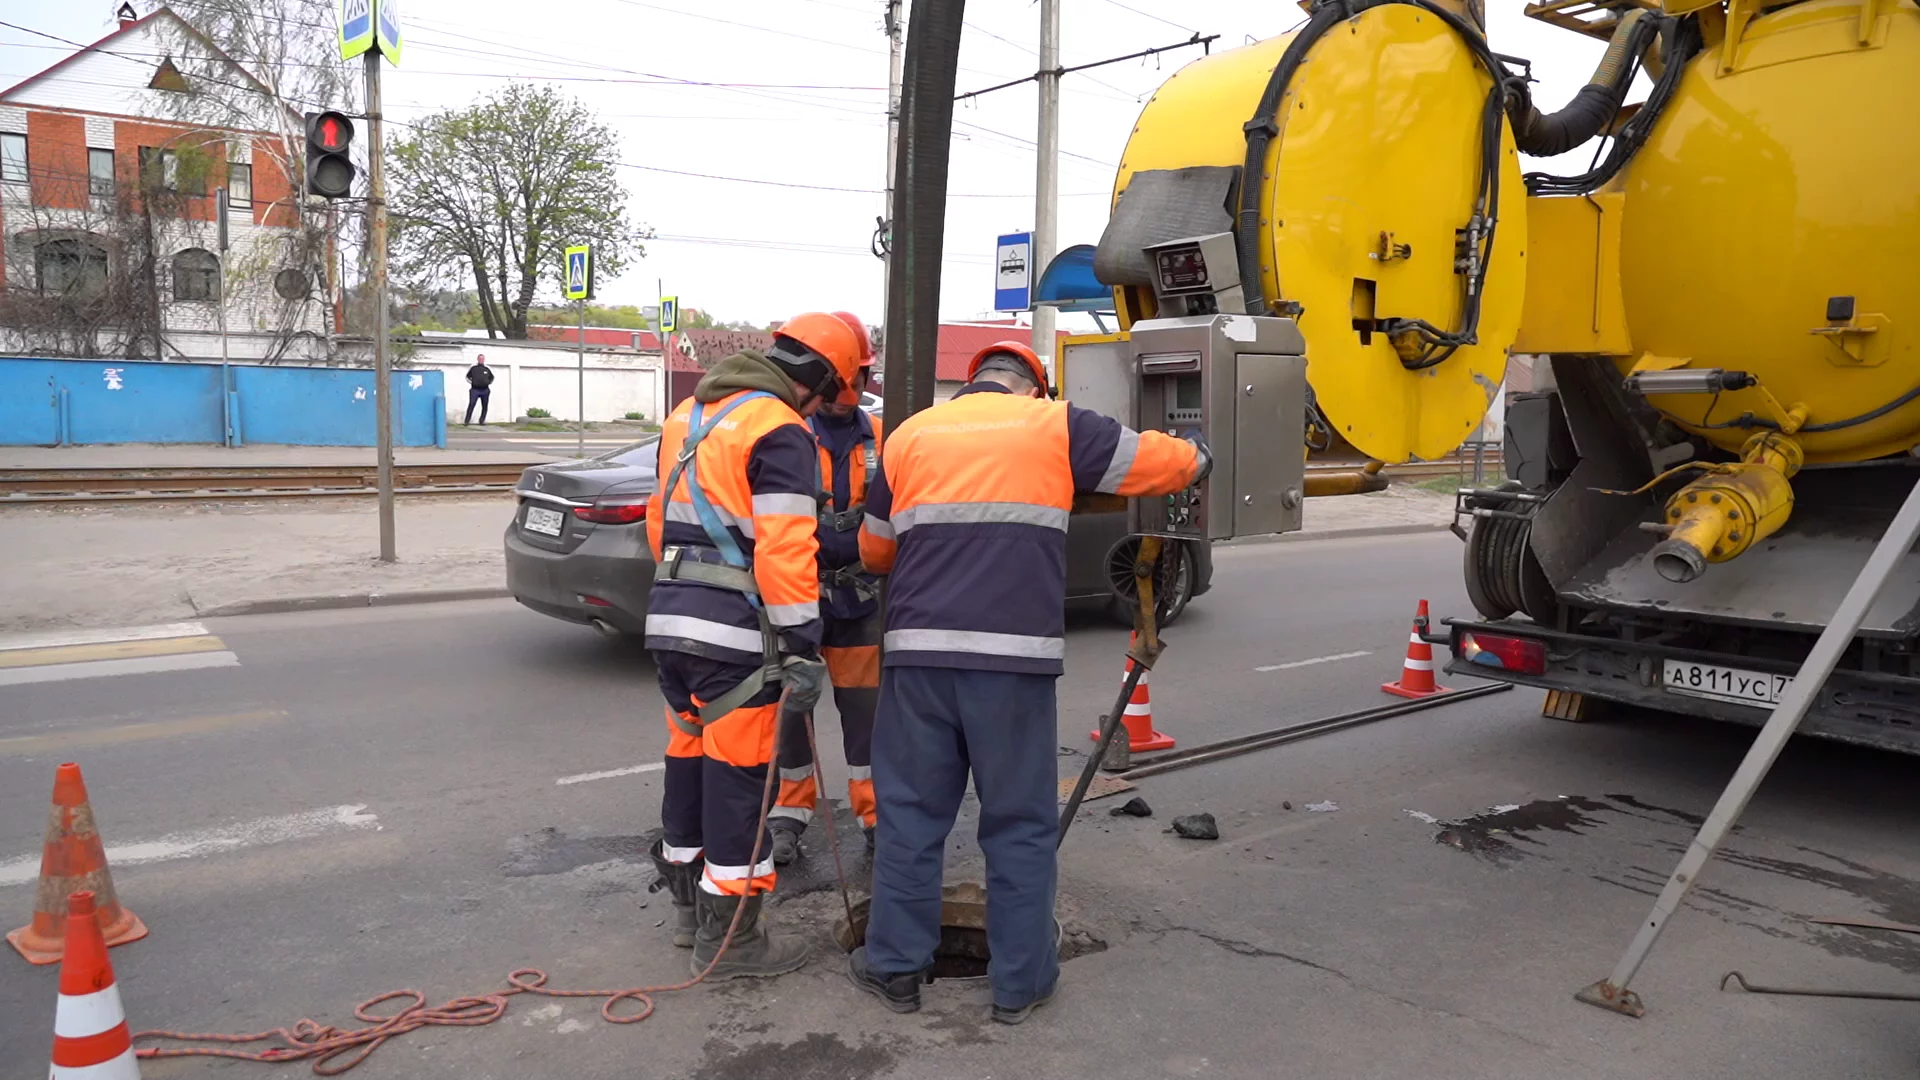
[{"xmin": 3, "ymin": 1, "xmax": 1618, "ymax": 330}]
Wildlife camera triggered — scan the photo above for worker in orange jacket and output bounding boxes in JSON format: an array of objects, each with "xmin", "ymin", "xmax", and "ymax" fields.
[
  {"xmin": 770, "ymin": 312, "xmax": 885, "ymax": 864},
  {"xmin": 644, "ymin": 312, "xmax": 865, "ymax": 980},
  {"xmin": 848, "ymin": 341, "xmax": 1209, "ymax": 1021}
]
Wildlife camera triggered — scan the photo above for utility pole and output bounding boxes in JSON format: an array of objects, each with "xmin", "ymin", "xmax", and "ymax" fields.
[
  {"xmin": 1030, "ymin": 0, "xmax": 1061, "ymax": 373},
  {"xmin": 881, "ymin": 0, "xmax": 903, "ymax": 319},
  {"xmin": 364, "ymin": 48, "xmax": 395, "ymax": 562}
]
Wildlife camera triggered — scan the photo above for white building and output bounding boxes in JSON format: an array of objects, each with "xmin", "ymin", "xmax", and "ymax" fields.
[{"xmin": 0, "ymin": 5, "xmax": 331, "ymax": 362}]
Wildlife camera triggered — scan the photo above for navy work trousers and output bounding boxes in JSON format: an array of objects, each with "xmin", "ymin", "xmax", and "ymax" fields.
[
  {"xmin": 866, "ymin": 665, "xmax": 1059, "ymax": 1009},
  {"xmin": 465, "ymin": 387, "xmax": 490, "ymax": 425}
]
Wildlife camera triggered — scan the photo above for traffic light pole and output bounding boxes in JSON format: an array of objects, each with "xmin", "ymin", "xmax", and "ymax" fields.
[{"xmin": 364, "ymin": 48, "xmax": 396, "ymax": 562}]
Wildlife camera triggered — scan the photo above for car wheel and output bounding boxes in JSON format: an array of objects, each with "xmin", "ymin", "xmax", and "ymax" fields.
[{"xmin": 1104, "ymin": 536, "xmax": 1196, "ymax": 628}]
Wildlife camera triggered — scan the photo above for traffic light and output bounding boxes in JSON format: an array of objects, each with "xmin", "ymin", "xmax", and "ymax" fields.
[{"xmin": 304, "ymin": 110, "xmax": 354, "ymax": 199}]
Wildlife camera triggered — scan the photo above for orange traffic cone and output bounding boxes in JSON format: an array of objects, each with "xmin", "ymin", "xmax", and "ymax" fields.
[
  {"xmin": 8, "ymin": 763, "xmax": 147, "ymax": 965},
  {"xmin": 48, "ymin": 890, "xmax": 141, "ymax": 1079},
  {"xmin": 1382, "ymin": 600, "xmax": 1450, "ymax": 699},
  {"xmin": 1090, "ymin": 634, "xmax": 1176, "ymax": 752}
]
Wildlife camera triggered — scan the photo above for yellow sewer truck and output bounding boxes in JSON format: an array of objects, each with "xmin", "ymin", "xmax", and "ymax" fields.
[{"xmin": 1087, "ymin": 0, "xmax": 1919, "ymax": 749}]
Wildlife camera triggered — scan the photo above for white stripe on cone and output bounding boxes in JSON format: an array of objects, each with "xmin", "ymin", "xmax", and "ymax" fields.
[
  {"xmin": 1124, "ymin": 702, "xmax": 1153, "ymax": 715},
  {"xmin": 1403, "ymin": 658, "xmax": 1434, "ymax": 671},
  {"xmin": 54, "ymin": 985, "xmax": 127, "ymax": 1039},
  {"xmin": 50, "ymin": 1048, "xmax": 140, "ymax": 1080}
]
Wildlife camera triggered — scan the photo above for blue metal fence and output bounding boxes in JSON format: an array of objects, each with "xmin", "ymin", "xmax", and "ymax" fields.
[{"xmin": 0, "ymin": 358, "xmax": 447, "ymax": 448}]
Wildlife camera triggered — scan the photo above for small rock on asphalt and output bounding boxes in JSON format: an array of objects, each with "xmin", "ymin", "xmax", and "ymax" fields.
[
  {"xmin": 1283, "ymin": 801, "xmax": 1293, "ymax": 810},
  {"xmin": 1169, "ymin": 813, "xmax": 1220, "ymax": 840},
  {"xmin": 1109, "ymin": 797, "xmax": 1153, "ymax": 818}
]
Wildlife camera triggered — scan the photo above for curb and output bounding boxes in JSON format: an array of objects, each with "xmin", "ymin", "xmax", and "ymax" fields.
[
  {"xmin": 194, "ymin": 586, "xmax": 513, "ymax": 618},
  {"xmin": 1220, "ymin": 523, "xmax": 1452, "ymax": 548}
]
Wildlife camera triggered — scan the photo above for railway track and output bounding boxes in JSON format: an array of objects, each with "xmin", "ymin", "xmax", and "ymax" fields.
[
  {"xmin": 0, "ymin": 455, "xmax": 1498, "ymax": 506},
  {"xmin": 0, "ymin": 463, "xmax": 531, "ymax": 504}
]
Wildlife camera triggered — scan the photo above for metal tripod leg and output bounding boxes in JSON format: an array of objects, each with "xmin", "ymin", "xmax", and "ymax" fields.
[{"xmin": 1576, "ymin": 477, "xmax": 1920, "ymax": 1018}]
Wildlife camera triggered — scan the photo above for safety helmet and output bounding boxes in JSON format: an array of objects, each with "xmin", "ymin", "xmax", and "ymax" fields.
[
  {"xmin": 966, "ymin": 340, "xmax": 1051, "ymax": 395},
  {"xmin": 829, "ymin": 311, "xmax": 874, "ymax": 405},
  {"xmin": 768, "ymin": 311, "xmax": 864, "ymax": 404}
]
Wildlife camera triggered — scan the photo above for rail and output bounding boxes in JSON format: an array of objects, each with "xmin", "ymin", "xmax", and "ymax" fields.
[{"xmin": 0, "ymin": 463, "xmax": 530, "ymax": 504}]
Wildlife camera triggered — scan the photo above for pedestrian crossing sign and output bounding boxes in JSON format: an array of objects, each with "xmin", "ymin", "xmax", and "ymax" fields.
[
  {"xmin": 564, "ymin": 244, "xmax": 593, "ymax": 302},
  {"xmin": 660, "ymin": 296, "xmax": 678, "ymax": 334}
]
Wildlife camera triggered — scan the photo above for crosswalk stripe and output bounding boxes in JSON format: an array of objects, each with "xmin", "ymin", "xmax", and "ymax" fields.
[
  {"xmin": 0, "ymin": 635, "xmax": 228, "ymax": 670},
  {"xmin": 0, "ymin": 651, "xmax": 239, "ymax": 687},
  {"xmin": 0, "ymin": 622, "xmax": 209, "ymax": 653}
]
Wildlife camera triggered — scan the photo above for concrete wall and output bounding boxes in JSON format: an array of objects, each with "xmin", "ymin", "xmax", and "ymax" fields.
[
  {"xmin": 338, "ymin": 338, "xmax": 666, "ymax": 424},
  {"xmin": 0, "ymin": 356, "xmax": 445, "ymax": 447}
]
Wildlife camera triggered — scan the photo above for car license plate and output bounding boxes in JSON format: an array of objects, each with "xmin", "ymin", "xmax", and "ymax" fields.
[
  {"xmin": 523, "ymin": 505, "xmax": 565, "ymax": 537},
  {"xmin": 1662, "ymin": 660, "xmax": 1792, "ymax": 708}
]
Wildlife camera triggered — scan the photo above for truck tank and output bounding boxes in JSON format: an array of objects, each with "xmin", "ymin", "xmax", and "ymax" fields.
[{"xmin": 1103, "ymin": 0, "xmax": 1526, "ymax": 465}]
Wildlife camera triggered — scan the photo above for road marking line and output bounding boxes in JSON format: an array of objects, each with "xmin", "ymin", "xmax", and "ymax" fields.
[
  {"xmin": 1255, "ymin": 650, "xmax": 1372, "ymax": 673},
  {"xmin": 0, "ymin": 622, "xmax": 210, "ymax": 653},
  {"xmin": 0, "ymin": 804, "xmax": 380, "ymax": 887},
  {"xmin": 556, "ymin": 762, "xmax": 666, "ymax": 786},
  {"xmin": 0, "ymin": 709, "xmax": 287, "ymax": 756},
  {"xmin": 0, "ymin": 635, "xmax": 227, "ymax": 670},
  {"xmin": 0, "ymin": 651, "xmax": 239, "ymax": 688}
]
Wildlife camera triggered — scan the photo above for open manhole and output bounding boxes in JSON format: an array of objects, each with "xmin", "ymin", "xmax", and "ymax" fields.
[{"xmin": 833, "ymin": 880, "xmax": 1100, "ymax": 981}]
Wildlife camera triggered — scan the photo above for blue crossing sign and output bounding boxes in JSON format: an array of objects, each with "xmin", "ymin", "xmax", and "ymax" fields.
[{"xmin": 564, "ymin": 244, "xmax": 593, "ymax": 302}]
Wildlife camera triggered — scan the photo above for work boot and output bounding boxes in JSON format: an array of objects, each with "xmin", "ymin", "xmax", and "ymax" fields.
[
  {"xmin": 690, "ymin": 891, "xmax": 809, "ymax": 980},
  {"xmin": 991, "ymin": 984, "xmax": 1057, "ymax": 1026},
  {"xmin": 846, "ymin": 946, "xmax": 926, "ymax": 1013},
  {"xmin": 647, "ymin": 837, "xmax": 702, "ymax": 949},
  {"xmin": 769, "ymin": 825, "xmax": 802, "ymax": 866}
]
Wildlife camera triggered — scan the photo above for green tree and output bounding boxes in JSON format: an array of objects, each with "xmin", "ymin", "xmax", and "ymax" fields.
[{"xmin": 387, "ymin": 86, "xmax": 648, "ymax": 339}]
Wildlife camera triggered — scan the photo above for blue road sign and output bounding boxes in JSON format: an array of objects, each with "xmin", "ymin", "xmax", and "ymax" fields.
[
  {"xmin": 660, "ymin": 296, "xmax": 679, "ymax": 334},
  {"xmin": 994, "ymin": 231, "xmax": 1032, "ymax": 312},
  {"xmin": 375, "ymin": 0, "xmax": 403, "ymax": 63},
  {"xmin": 339, "ymin": 0, "xmax": 373, "ymax": 59}
]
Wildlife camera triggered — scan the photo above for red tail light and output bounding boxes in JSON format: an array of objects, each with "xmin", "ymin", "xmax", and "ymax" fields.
[
  {"xmin": 573, "ymin": 496, "xmax": 648, "ymax": 525},
  {"xmin": 1459, "ymin": 632, "xmax": 1547, "ymax": 675}
]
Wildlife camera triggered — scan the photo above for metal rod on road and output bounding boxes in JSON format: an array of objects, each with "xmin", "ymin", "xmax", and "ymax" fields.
[
  {"xmin": 577, "ymin": 298, "xmax": 586, "ymax": 457},
  {"xmin": 1059, "ymin": 662, "xmax": 1148, "ymax": 846},
  {"xmin": 1116, "ymin": 683, "xmax": 1512, "ymax": 781},
  {"xmin": 1029, "ymin": 0, "xmax": 1059, "ymax": 373},
  {"xmin": 364, "ymin": 48, "xmax": 395, "ymax": 562},
  {"xmin": 1577, "ymin": 476, "xmax": 1920, "ymax": 1018}
]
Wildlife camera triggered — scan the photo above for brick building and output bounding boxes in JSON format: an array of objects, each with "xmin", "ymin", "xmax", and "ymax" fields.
[{"xmin": 0, "ymin": 6, "xmax": 329, "ymax": 361}]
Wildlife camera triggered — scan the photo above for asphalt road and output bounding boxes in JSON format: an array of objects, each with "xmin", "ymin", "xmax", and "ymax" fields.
[{"xmin": 2, "ymin": 533, "xmax": 1917, "ymax": 1079}]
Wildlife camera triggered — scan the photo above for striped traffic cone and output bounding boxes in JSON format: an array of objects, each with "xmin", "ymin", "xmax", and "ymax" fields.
[
  {"xmin": 1090, "ymin": 634, "xmax": 1176, "ymax": 752},
  {"xmin": 49, "ymin": 890, "xmax": 141, "ymax": 1079},
  {"xmin": 9, "ymin": 763, "xmax": 147, "ymax": 965},
  {"xmin": 1382, "ymin": 600, "xmax": 1450, "ymax": 699}
]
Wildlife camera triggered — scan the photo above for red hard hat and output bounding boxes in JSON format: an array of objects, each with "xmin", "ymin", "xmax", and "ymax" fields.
[{"xmin": 966, "ymin": 340, "xmax": 1050, "ymax": 392}]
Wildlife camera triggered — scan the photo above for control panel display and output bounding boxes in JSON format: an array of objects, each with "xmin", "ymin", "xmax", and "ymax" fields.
[{"xmin": 1154, "ymin": 246, "xmax": 1210, "ymax": 293}]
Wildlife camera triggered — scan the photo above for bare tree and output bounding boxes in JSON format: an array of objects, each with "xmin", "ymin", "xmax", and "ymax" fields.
[{"xmin": 149, "ymin": 0, "xmax": 359, "ymax": 359}]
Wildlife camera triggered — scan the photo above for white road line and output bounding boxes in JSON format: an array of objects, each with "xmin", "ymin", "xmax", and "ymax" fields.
[
  {"xmin": 0, "ymin": 651, "xmax": 239, "ymax": 688},
  {"xmin": 1255, "ymin": 650, "xmax": 1372, "ymax": 673},
  {"xmin": 0, "ymin": 804, "xmax": 380, "ymax": 887},
  {"xmin": 556, "ymin": 762, "xmax": 666, "ymax": 786},
  {"xmin": 0, "ymin": 622, "xmax": 209, "ymax": 653}
]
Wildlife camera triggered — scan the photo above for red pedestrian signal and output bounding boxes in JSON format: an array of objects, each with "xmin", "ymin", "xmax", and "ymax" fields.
[{"xmin": 304, "ymin": 110, "xmax": 355, "ymax": 199}]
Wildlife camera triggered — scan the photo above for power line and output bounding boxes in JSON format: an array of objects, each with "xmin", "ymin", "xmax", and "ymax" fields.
[{"xmin": 1095, "ymin": 0, "xmax": 1199, "ymax": 34}]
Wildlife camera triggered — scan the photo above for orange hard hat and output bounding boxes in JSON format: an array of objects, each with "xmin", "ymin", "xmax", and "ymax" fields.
[
  {"xmin": 966, "ymin": 340, "xmax": 1050, "ymax": 393},
  {"xmin": 770, "ymin": 311, "xmax": 864, "ymax": 401},
  {"xmin": 831, "ymin": 311, "xmax": 874, "ymax": 364}
]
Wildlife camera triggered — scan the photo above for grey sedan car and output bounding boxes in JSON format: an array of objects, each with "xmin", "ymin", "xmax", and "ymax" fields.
[{"xmin": 504, "ymin": 434, "xmax": 1212, "ymax": 636}]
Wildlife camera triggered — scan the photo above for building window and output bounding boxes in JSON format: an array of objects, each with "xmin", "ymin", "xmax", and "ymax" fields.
[
  {"xmin": 35, "ymin": 238, "xmax": 109, "ymax": 295},
  {"xmin": 227, "ymin": 162, "xmax": 251, "ymax": 208},
  {"xmin": 1, "ymin": 133, "xmax": 26, "ymax": 185},
  {"xmin": 172, "ymin": 247, "xmax": 220, "ymax": 302},
  {"xmin": 88, "ymin": 148, "xmax": 114, "ymax": 198},
  {"xmin": 139, "ymin": 147, "xmax": 178, "ymax": 191}
]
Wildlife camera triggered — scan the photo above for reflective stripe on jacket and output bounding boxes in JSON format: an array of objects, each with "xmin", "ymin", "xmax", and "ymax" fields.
[
  {"xmin": 858, "ymin": 382, "xmax": 1199, "ymax": 675},
  {"xmin": 645, "ymin": 389, "xmax": 823, "ymax": 662}
]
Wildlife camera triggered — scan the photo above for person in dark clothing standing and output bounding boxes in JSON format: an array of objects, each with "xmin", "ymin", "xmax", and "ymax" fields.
[{"xmin": 465, "ymin": 356, "xmax": 494, "ymax": 425}]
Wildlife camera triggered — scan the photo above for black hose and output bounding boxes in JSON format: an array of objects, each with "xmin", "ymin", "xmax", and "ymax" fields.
[
  {"xmin": 1801, "ymin": 382, "xmax": 1920, "ymax": 433},
  {"xmin": 1525, "ymin": 17, "xmax": 1701, "ymax": 197},
  {"xmin": 1507, "ymin": 9, "xmax": 1657, "ymax": 157}
]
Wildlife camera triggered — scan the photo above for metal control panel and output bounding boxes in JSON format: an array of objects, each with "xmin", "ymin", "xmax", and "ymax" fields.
[{"xmin": 1127, "ymin": 314, "xmax": 1309, "ymax": 541}]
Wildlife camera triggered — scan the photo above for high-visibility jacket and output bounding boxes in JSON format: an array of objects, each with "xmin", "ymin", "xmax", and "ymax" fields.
[
  {"xmin": 811, "ymin": 409, "xmax": 883, "ymax": 621},
  {"xmin": 858, "ymin": 382, "xmax": 1200, "ymax": 675},
  {"xmin": 645, "ymin": 388, "xmax": 823, "ymax": 664}
]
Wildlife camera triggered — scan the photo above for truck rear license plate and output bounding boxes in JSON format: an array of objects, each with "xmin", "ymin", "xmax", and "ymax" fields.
[
  {"xmin": 524, "ymin": 506, "xmax": 565, "ymax": 536},
  {"xmin": 1662, "ymin": 660, "xmax": 1792, "ymax": 709}
]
